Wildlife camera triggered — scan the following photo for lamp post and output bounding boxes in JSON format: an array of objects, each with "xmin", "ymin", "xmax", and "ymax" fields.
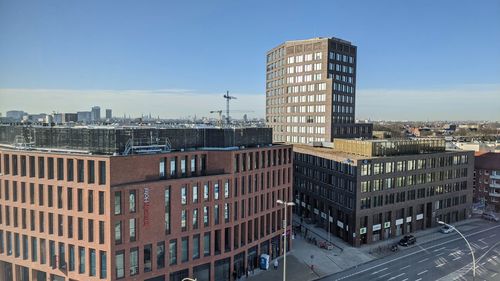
[
  {"xmin": 437, "ymin": 221, "xmax": 475, "ymax": 280},
  {"xmin": 277, "ymin": 199, "xmax": 295, "ymax": 281}
]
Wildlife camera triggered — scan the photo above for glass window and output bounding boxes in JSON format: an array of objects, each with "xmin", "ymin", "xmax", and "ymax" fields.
[
  {"xmin": 181, "ymin": 237, "xmax": 189, "ymax": 263},
  {"xmin": 193, "ymin": 234, "xmax": 200, "ymax": 259},
  {"xmin": 98, "ymin": 161, "xmax": 106, "ymax": 185},
  {"xmin": 181, "ymin": 186, "xmax": 187, "ymax": 205},
  {"xmin": 78, "ymin": 246, "xmax": 85, "ymax": 273},
  {"xmin": 114, "ymin": 221, "xmax": 122, "ymax": 244},
  {"xmin": 203, "ymin": 184, "xmax": 209, "ymax": 201},
  {"xmin": 203, "ymin": 206, "xmax": 209, "ymax": 227},
  {"xmin": 214, "ymin": 183, "xmax": 219, "ymax": 200},
  {"xmin": 192, "ymin": 185, "xmax": 198, "ymax": 203},
  {"xmin": 114, "ymin": 191, "xmax": 121, "ymax": 215},
  {"xmin": 165, "ymin": 187, "xmax": 171, "ymax": 234},
  {"xmin": 129, "ymin": 218, "xmax": 136, "ymax": 242},
  {"xmin": 130, "ymin": 248, "xmax": 138, "ymax": 276},
  {"xmin": 192, "ymin": 208, "xmax": 198, "ymax": 229},
  {"xmin": 203, "ymin": 232, "xmax": 210, "ymax": 256},
  {"xmin": 224, "ymin": 180, "xmax": 229, "ymax": 198},
  {"xmin": 115, "ymin": 251, "xmax": 125, "ymax": 279},
  {"xmin": 169, "ymin": 239, "xmax": 177, "ymax": 265},
  {"xmin": 144, "ymin": 244, "xmax": 152, "ymax": 272},
  {"xmin": 159, "ymin": 158, "xmax": 166, "ymax": 178},
  {"xmin": 157, "ymin": 241, "xmax": 165, "ymax": 269},
  {"xmin": 129, "ymin": 190, "xmax": 136, "ymax": 213},
  {"xmin": 89, "ymin": 249, "xmax": 96, "ymax": 276},
  {"xmin": 100, "ymin": 251, "xmax": 107, "ymax": 279}
]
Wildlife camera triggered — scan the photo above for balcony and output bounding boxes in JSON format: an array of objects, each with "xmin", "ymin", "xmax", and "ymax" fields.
[
  {"xmin": 489, "ymin": 192, "xmax": 500, "ymax": 198},
  {"xmin": 491, "ymin": 171, "xmax": 500, "ymax": 180},
  {"xmin": 490, "ymin": 181, "xmax": 500, "ymax": 188}
]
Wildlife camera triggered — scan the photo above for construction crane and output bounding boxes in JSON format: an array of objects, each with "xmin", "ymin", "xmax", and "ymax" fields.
[
  {"xmin": 223, "ymin": 91, "xmax": 237, "ymax": 124},
  {"xmin": 209, "ymin": 110, "xmax": 223, "ymax": 127}
]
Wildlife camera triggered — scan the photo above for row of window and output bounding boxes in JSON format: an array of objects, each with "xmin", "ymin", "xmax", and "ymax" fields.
[
  {"xmin": 285, "ymin": 126, "xmax": 325, "ymax": 135},
  {"xmin": 234, "ymin": 149, "xmax": 292, "ymax": 173},
  {"xmin": 286, "ymin": 82, "xmax": 327, "ymax": 94},
  {"xmin": 286, "ymin": 105, "xmax": 326, "ymax": 113},
  {"xmin": 115, "ymin": 213, "xmax": 288, "ymax": 279},
  {"xmin": 0, "ymin": 181, "xmax": 106, "ymax": 215},
  {"xmin": 0, "ymin": 205, "xmax": 106, "ymax": 244},
  {"xmin": 360, "ymin": 171, "xmax": 469, "ymax": 193},
  {"xmin": 0, "ymin": 231, "xmax": 107, "ymax": 279},
  {"xmin": 285, "ymin": 136, "xmax": 326, "ymax": 144},
  {"xmin": 1, "ymin": 154, "xmax": 106, "ymax": 185},
  {"xmin": 360, "ymin": 155, "xmax": 469, "ymax": 176},
  {"xmin": 360, "ymin": 194, "xmax": 467, "ymax": 210}
]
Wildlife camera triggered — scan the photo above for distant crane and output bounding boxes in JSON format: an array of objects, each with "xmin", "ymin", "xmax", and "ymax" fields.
[
  {"xmin": 223, "ymin": 91, "xmax": 237, "ymax": 124},
  {"xmin": 210, "ymin": 109, "xmax": 254, "ymax": 127}
]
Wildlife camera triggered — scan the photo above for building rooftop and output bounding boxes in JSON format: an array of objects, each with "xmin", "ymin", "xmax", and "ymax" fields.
[{"xmin": 0, "ymin": 125, "xmax": 274, "ymax": 155}]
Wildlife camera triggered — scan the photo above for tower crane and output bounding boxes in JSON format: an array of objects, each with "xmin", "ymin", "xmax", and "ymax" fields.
[{"xmin": 223, "ymin": 91, "xmax": 236, "ymax": 124}]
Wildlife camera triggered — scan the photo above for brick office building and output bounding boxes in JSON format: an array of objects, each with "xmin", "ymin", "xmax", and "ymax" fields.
[
  {"xmin": 474, "ymin": 152, "xmax": 500, "ymax": 212},
  {"xmin": 265, "ymin": 37, "xmax": 372, "ymax": 144},
  {"xmin": 0, "ymin": 127, "xmax": 293, "ymax": 281},
  {"xmin": 293, "ymin": 139, "xmax": 474, "ymax": 246}
]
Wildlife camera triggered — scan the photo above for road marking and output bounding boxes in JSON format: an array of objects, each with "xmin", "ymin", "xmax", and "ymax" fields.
[
  {"xmin": 490, "ymin": 234, "xmax": 496, "ymax": 238},
  {"xmin": 377, "ymin": 272, "xmax": 391, "ymax": 279},
  {"xmin": 399, "ymin": 265, "xmax": 410, "ymax": 270},
  {"xmin": 401, "ymin": 279, "xmax": 408, "ymax": 281},
  {"xmin": 436, "ymin": 252, "xmax": 446, "ymax": 256},
  {"xmin": 332, "ymin": 224, "xmax": 500, "ymax": 281},
  {"xmin": 433, "ymin": 246, "xmax": 447, "ymax": 252},
  {"xmin": 415, "ymin": 278, "xmax": 422, "ymax": 281},
  {"xmin": 417, "ymin": 270, "xmax": 428, "ymax": 275},
  {"xmin": 370, "ymin": 267, "xmax": 388, "ymax": 275},
  {"xmin": 453, "ymin": 256, "xmax": 461, "ymax": 261},
  {"xmin": 418, "ymin": 257, "xmax": 429, "ymax": 263},
  {"xmin": 492, "ymin": 273, "xmax": 498, "ymax": 277},
  {"xmin": 387, "ymin": 273, "xmax": 405, "ymax": 280}
]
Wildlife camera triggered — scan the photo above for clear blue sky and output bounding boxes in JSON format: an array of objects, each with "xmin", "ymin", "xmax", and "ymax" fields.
[{"xmin": 1, "ymin": 0, "xmax": 499, "ymax": 120}]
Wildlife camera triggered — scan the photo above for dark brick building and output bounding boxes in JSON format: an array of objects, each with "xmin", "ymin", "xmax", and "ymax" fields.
[{"xmin": 293, "ymin": 139, "xmax": 474, "ymax": 246}]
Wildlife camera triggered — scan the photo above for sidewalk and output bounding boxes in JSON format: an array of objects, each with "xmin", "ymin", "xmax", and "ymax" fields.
[{"xmin": 245, "ymin": 216, "xmax": 485, "ymax": 281}]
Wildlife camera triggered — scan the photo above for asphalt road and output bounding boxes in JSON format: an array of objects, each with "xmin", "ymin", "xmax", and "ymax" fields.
[{"xmin": 319, "ymin": 222, "xmax": 500, "ymax": 281}]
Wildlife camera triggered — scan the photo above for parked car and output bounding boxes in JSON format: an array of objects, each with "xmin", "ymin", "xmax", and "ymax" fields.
[
  {"xmin": 482, "ymin": 213, "xmax": 499, "ymax": 222},
  {"xmin": 399, "ymin": 235, "xmax": 417, "ymax": 246},
  {"xmin": 440, "ymin": 225, "xmax": 454, "ymax": 234}
]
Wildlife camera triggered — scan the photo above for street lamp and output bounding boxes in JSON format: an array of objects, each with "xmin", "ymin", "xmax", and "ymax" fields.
[
  {"xmin": 277, "ymin": 199, "xmax": 295, "ymax": 281},
  {"xmin": 437, "ymin": 221, "xmax": 475, "ymax": 280}
]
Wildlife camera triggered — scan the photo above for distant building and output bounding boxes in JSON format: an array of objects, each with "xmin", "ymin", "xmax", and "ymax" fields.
[
  {"xmin": 474, "ymin": 152, "xmax": 500, "ymax": 212},
  {"xmin": 265, "ymin": 37, "xmax": 372, "ymax": 144},
  {"xmin": 77, "ymin": 111, "xmax": 92, "ymax": 123},
  {"xmin": 62, "ymin": 113, "xmax": 78, "ymax": 123},
  {"xmin": 6, "ymin": 110, "xmax": 25, "ymax": 121},
  {"xmin": 105, "ymin": 109, "xmax": 112, "ymax": 120},
  {"xmin": 91, "ymin": 106, "xmax": 101, "ymax": 121},
  {"xmin": 53, "ymin": 113, "xmax": 63, "ymax": 124},
  {"xmin": 452, "ymin": 142, "xmax": 500, "ymax": 153}
]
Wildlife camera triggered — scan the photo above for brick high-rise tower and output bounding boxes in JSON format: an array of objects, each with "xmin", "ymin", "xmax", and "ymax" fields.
[{"xmin": 265, "ymin": 37, "xmax": 372, "ymax": 144}]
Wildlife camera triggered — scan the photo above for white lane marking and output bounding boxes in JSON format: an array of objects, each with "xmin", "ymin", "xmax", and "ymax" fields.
[
  {"xmin": 418, "ymin": 257, "xmax": 429, "ymax": 263},
  {"xmin": 492, "ymin": 272, "xmax": 498, "ymax": 277},
  {"xmin": 370, "ymin": 267, "xmax": 388, "ymax": 275},
  {"xmin": 377, "ymin": 272, "xmax": 391, "ymax": 279},
  {"xmin": 433, "ymin": 246, "xmax": 447, "ymax": 252},
  {"xmin": 490, "ymin": 234, "xmax": 496, "ymax": 238},
  {"xmin": 417, "ymin": 270, "xmax": 428, "ymax": 275},
  {"xmin": 415, "ymin": 278, "xmax": 422, "ymax": 281},
  {"xmin": 436, "ymin": 252, "xmax": 446, "ymax": 256},
  {"xmin": 332, "ymin": 224, "xmax": 500, "ymax": 281},
  {"xmin": 387, "ymin": 273, "xmax": 405, "ymax": 280},
  {"xmin": 400, "ymin": 265, "xmax": 410, "ymax": 270},
  {"xmin": 453, "ymin": 256, "xmax": 462, "ymax": 261},
  {"xmin": 401, "ymin": 279, "xmax": 408, "ymax": 281}
]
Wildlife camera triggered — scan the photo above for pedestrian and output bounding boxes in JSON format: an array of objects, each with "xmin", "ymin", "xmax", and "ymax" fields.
[{"xmin": 274, "ymin": 259, "xmax": 279, "ymax": 270}]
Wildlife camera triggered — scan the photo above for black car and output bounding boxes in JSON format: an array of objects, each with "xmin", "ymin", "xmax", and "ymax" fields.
[{"xmin": 399, "ymin": 235, "xmax": 416, "ymax": 246}]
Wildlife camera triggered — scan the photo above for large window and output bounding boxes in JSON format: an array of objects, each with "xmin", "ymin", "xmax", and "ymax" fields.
[
  {"xmin": 165, "ymin": 187, "xmax": 171, "ymax": 234},
  {"xmin": 98, "ymin": 161, "xmax": 106, "ymax": 184},
  {"xmin": 181, "ymin": 186, "xmax": 187, "ymax": 205},
  {"xmin": 130, "ymin": 248, "xmax": 138, "ymax": 276},
  {"xmin": 129, "ymin": 190, "xmax": 136, "ymax": 213},
  {"xmin": 214, "ymin": 183, "xmax": 219, "ymax": 200},
  {"xmin": 203, "ymin": 232, "xmax": 211, "ymax": 256},
  {"xmin": 114, "ymin": 191, "xmax": 121, "ymax": 215},
  {"xmin": 144, "ymin": 244, "xmax": 152, "ymax": 272},
  {"xmin": 203, "ymin": 184, "xmax": 209, "ymax": 201},
  {"xmin": 157, "ymin": 241, "xmax": 165, "ymax": 269},
  {"xmin": 89, "ymin": 249, "xmax": 96, "ymax": 276},
  {"xmin": 100, "ymin": 251, "xmax": 107, "ymax": 279},
  {"xmin": 193, "ymin": 234, "xmax": 200, "ymax": 260},
  {"xmin": 192, "ymin": 185, "xmax": 198, "ymax": 203},
  {"xmin": 78, "ymin": 247, "xmax": 85, "ymax": 273},
  {"xmin": 181, "ymin": 237, "xmax": 189, "ymax": 263},
  {"xmin": 169, "ymin": 239, "xmax": 177, "ymax": 265},
  {"xmin": 203, "ymin": 206, "xmax": 209, "ymax": 227},
  {"xmin": 129, "ymin": 218, "xmax": 136, "ymax": 242},
  {"xmin": 192, "ymin": 208, "xmax": 198, "ymax": 229},
  {"xmin": 88, "ymin": 160, "xmax": 95, "ymax": 184},
  {"xmin": 116, "ymin": 251, "xmax": 125, "ymax": 279},
  {"xmin": 114, "ymin": 221, "xmax": 122, "ymax": 244}
]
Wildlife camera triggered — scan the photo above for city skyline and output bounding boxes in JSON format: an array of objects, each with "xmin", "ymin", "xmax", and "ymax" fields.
[{"xmin": 1, "ymin": 0, "xmax": 499, "ymax": 120}]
